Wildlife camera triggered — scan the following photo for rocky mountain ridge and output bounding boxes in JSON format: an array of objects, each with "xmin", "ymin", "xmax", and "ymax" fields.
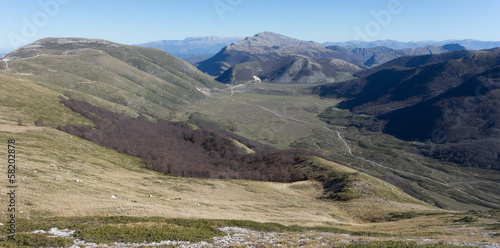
[{"xmin": 195, "ymin": 32, "xmax": 468, "ymax": 84}]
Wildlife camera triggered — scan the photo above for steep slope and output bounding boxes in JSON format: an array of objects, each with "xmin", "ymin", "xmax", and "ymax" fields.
[
  {"xmin": 325, "ymin": 44, "xmax": 465, "ymax": 68},
  {"xmin": 381, "ymin": 66, "xmax": 500, "ymax": 169},
  {"xmin": 135, "ymin": 36, "xmax": 243, "ymax": 63},
  {"xmin": 316, "ymin": 48, "xmax": 500, "ymax": 170},
  {"xmin": 355, "ymin": 49, "xmax": 481, "ymax": 78},
  {"xmin": 318, "ymin": 49, "xmax": 500, "ymax": 114},
  {"xmin": 216, "ymin": 55, "xmax": 361, "ymax": 84},
  {"xmin": 0, "ymin": 37, "xmax": 223, "ymax": 120}
]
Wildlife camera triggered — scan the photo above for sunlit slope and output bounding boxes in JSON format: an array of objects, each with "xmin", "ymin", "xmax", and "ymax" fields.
[{"xmin": 1, "ymin": 37, "xmax": 223, "ymax": 120}]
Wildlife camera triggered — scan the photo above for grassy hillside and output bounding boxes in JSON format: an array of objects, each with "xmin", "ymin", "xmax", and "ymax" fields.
[
  {"xmin": 1, "ymin": 38, "xmax": 223, "ymax": 120},
  {"xmin": 0, "ymin": 74, "xmax": 92, "ymax": 127}
]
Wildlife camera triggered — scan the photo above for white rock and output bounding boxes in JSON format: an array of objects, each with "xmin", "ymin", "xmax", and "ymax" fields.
[
  {"xmin": 111, "ymin": 195, "xmax": 117, "ymax": 199},
  {"xmin": 253, "ymin": 75, "xmax": 262, "ymax": 82},
  {"xmin": 48, "ymin": 227, "xmax": 75, "ymax": 238}
]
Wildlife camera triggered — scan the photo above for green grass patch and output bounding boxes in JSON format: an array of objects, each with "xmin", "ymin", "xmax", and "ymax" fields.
[
  {"xmin": 0, "ymin": 233, "xmax": 74, "ymax": 248},
  {"xmin": 309, "ymin": 226, "xmax": 390, "ymax": 237},
  {"xmin": 0, "ymin": 216, "xmax": 395, "ymax": 246},
  {"xmin": 0, "ymin": 217, "xmax": 226, "ymax": 245},
  {"xmin": 0, "ymin": 73, "xmax": 92, "ymax": 127},
  {"xmin": 74, "ymin": 223, "xmax": 222, "ymax": 243}
]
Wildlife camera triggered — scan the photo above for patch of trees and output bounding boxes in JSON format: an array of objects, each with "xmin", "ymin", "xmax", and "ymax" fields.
[
  {"xmin": 424, "ymin": 139, "xmax": 500, "ymax": 170},
  {"xmin": 58, "ymin": 99, "xmax": 312, "ymax": 182}
]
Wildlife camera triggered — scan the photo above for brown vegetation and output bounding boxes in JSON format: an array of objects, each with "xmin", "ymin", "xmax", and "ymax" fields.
[{"xmin": 58, "ymin": 99, "xmax": 312, "ymax": 182}]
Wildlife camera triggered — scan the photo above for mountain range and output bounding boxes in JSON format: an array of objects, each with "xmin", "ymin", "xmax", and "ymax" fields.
[
  {"xmin": 135, "ymin": 36, "xmax": 243, "ymax": 64},
  {"xmin": 325, "ymin": 39, "xmax": 500, "ymax": 50},
  {"xmin": 194, "ymin": 32, "xmax": 468, "ymax": 85}
]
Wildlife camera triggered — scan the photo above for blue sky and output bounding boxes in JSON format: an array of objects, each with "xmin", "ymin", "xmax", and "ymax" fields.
[{"xmin": 1, "ymin": 0, "xmax": 499, "ymax": 53}]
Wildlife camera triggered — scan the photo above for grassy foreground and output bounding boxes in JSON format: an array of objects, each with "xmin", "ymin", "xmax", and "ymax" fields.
[{"xmin": 1, "ymin": 215, "xmax": 493, "ymax": 247}]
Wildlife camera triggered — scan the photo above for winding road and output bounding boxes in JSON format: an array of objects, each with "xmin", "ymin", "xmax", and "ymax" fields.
[{"xmin": 256, "ymin": 104, "xmax": 500, "ymax": 208}]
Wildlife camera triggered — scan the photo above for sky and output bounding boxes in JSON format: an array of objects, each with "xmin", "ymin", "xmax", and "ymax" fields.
[{"xmin": 1, "ymin": 0, "xmax": 500, "ymax": 53}]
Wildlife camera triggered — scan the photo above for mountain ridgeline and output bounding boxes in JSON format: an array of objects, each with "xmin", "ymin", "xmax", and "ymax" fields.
[
  {"xmin": 325, "ymin": 39, "xmax": 500, "ymax": 50},
  {"xmin": 316, "ymin": 48, "xmax": 500, "ymax": 170},
  {"xmin": 195, "ymin": 32, "xmax": 465, "ymax": 85},
  {"xmin": 135, "ymin": 36, "xmax": 243, "ymax": 64}
]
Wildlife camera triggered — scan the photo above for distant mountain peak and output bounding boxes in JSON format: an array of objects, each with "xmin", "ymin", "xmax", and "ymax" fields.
[
  {"xmin": 233, "ymin": 32, "xmax": 322, "ymax": 48},
  {"xmin": 184, "ymin": 35, "xmax": 243, "ymax": 41},
  {"xmin": 135, "ymin": 36, "xmax": 244, "ymax": 63}
]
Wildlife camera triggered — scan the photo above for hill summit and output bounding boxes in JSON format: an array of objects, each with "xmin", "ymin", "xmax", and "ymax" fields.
[{"xmin": 196, "ymin": 32, "xmax": 344, "ymax": 77}]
